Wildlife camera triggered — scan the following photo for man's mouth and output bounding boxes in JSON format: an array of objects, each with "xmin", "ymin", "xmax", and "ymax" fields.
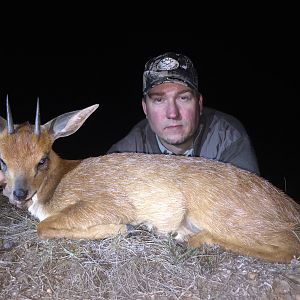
[{"xmin": 165, "ymin": 125, "xmax": 182, "ymax": 130}]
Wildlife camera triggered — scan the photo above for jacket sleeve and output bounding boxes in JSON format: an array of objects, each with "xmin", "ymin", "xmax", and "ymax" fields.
[
  {"xmin": 107, "ymin": 136, "xmax": 140, "ymax": 153},
  {"xmin": 219, "ymin": 136, "xmax": 260, "ymax": 176}
]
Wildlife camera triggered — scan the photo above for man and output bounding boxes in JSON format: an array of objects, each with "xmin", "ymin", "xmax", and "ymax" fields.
[
  {"xmin": 108, "ymin": 52, "xmax": 260, "ymax": 175},
  {"xmin": 0, "ymin": 52, "xmax": 259, "ymax": 187}
]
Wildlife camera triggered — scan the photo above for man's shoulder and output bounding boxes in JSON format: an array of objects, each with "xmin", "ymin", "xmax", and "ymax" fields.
[
  {"xmin": 129, "ymin": 119, "xmax": 149, "ymax": 133},
  {"xmin": 107, "ymin": 119, "xmax": 158, "ymax": 154},
  {"xmin": 203, "ymin": 107, "xmax": 246, "ymax": 133}
]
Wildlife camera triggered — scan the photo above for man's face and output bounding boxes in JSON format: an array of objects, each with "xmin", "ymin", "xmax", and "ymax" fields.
[{"xmin": 142, "ymin": 82, "xmax": 203, "ymax": 151}]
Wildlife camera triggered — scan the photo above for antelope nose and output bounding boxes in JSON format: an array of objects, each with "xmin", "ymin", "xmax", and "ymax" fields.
[{"xmin": 13, "ymin": 189, "xmax": 28, "ymax": 201}]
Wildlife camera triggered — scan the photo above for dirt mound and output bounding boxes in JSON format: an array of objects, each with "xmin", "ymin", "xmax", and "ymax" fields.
[{"xmin": 1, "ymin": 195, "xmax": 300, "ymax": 299}]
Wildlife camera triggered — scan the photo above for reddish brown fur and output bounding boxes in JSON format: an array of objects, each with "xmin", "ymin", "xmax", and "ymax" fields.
[{"xmin": 1, "ymin": 105, "xmax": 299, "ymax": 263}]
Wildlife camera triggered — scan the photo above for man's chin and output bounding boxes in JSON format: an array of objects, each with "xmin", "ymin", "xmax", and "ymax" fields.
[{"xmin": 162, "ymin": 137, "xmax": 187, "ymax": 147}]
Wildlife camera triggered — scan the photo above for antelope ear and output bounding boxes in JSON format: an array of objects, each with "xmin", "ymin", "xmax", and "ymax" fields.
[
  {"xmin": 0, "ymin": 116, "xmax": 7, "ymax": 134},
  {"xmin": 42, "ymin": 104, "xmax": 99, "ymax": 141}
]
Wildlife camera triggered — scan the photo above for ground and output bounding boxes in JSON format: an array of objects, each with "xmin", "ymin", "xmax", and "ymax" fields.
[{"xmin": 1, "ymin": 195, "xmax": 300, "ymax": 300}]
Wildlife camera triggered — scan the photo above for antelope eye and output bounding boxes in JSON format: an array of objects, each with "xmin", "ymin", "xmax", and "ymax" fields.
[
  {"xmin": 37, "ymin": 156, "xmax": 48, "ymax": 169},
  {"xmin": 0, "ymin": 159, "xmax": 7, "ymax": 172}
]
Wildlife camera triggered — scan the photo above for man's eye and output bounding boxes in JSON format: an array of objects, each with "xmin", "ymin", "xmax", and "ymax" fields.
[
  {"xmin": 179, "ymin": 95, "xmax": 190, "ymax": 101},
  {"xmin": 0, "ymin": 159, "xmax": 7, "ymax": 172}
]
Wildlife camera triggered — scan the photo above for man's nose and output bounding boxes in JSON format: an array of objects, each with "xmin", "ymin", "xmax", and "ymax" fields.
[{"xmin": 166, "ymin": 101, "xmax": 179, "ymax": 119}]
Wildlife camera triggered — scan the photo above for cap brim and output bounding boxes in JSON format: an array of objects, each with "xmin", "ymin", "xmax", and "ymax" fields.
[{"xmin": 144, "ymin": 78, "xmax": 196, "ymax": 94}]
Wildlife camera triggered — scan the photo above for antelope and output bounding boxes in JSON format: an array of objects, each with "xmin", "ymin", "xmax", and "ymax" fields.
[{"xmin": 1, "ymin": 99, "xmax": 300, "ymax": 263}]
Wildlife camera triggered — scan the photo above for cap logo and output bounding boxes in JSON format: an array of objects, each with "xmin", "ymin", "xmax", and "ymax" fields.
[{"xmin": 157, "ymin": 57, "xmax": 179, "ymax": 71}]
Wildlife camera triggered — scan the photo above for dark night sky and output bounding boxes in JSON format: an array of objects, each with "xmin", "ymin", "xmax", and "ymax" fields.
[{"xmin": 0, "ymin": 39, "xmax": 299, "ymax": 200}]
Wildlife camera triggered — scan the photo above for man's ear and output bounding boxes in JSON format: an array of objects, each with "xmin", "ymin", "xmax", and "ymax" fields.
[
  {"xmin": 198, "ymin": 94, "xmax": 204, "ymax": 115},
  {"xmin": 142, "ymin": 98, "xmax": 147, "ymax": 117}
]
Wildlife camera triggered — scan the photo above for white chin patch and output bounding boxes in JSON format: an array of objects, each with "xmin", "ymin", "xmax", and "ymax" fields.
[{"xmin": 28, "ymin": 194, "xmax": 48, "ymax": 221}]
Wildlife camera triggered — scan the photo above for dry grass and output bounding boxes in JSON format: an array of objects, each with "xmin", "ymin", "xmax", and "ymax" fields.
[{"xmin": 1, "ymin": 195, "xmax": 300, "ymax": 300}]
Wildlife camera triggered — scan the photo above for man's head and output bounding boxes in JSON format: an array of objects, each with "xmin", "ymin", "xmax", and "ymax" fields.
[
  {"xmin": 142, "ymin": 52, "xmax": 203, "ymax": 155},
  {"xmin": 143, "ymin": 52, "xmax": 198, "ymax": 95}
]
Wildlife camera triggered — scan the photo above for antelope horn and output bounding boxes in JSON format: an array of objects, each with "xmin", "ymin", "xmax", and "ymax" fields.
[
  {"xmin": 34, "ymin": 97, "xmax": 41, "ymax": 136},
  {"xmin": 6, "ymin": 95, "xmax": 14, "ymax": 134}
]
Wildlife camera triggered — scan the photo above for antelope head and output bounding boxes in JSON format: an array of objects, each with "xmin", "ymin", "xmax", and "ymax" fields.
[{"xmin": 0, "ymin": 96, "xmax": 99, "ymax": 208}]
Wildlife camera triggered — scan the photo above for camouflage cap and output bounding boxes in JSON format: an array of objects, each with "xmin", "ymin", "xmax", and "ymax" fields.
[{"xmin": 143, "ymin": 52, "xmax": 198, "ymax": 94}]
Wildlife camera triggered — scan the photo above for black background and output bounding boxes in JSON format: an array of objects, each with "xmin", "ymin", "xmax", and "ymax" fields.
[{"xmin": 0, "ymin": 39, "xmax": 299, "ymax": 200}]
